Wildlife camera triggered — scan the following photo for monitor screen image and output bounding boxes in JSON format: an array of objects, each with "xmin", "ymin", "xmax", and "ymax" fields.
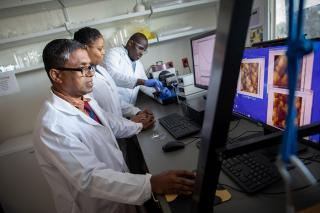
[
  {"xmin": 190, "ymin": 32, "xmax": 320, "ymax": 143},
  {"xmin": 191, "ymin": 31, "xmax": 216, "ymax": 89},
  {"xmin": 233, "ymin": 41, "xmax": 320, "ymax": 142}
]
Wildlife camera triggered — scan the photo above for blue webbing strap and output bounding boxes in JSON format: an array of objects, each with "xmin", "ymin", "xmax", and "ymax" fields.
[{"xmin": 281, "ymin": 0, "xmax": 313, "ymax": 163}]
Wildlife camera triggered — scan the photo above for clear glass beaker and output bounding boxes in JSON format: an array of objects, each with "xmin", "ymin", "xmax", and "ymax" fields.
[{"xmin": 152, "ymin": 120, "xmax": 166, "ymax": 140}]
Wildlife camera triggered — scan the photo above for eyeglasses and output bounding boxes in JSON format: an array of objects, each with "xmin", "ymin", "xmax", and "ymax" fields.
[
  {"xmin": 55, "ymin": 65, "xmax": 96, "ymax": 76},
  {"xmin": 133, "ymin": 41, "xmax": 148, "ymax": 54}
]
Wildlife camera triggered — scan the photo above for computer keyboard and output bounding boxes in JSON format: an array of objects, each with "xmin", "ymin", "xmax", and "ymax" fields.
[
  {"xmin": 159, "ymin": 113, "xmax": 201, "ymax": 139},
  {"xmin": 222, "ymin": 152, "xmax": 280, "ymax": 194}
]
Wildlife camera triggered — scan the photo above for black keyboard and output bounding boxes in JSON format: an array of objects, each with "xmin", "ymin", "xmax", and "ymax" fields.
[
  {"xmin": 159, "ymin": 113, "xmax": 201, "ymax": 139},
  {"xmin": 222, "ymin": 152, "xmax": 280, "ymax": 194}
]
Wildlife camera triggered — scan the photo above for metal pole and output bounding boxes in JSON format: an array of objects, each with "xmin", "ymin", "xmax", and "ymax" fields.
[{"xmin": 191, "ymin": 0, "xmax": 253, "ymax": 212}]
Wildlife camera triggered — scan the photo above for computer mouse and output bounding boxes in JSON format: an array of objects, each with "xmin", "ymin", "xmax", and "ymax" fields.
[{"xmin": 162, "ymin": 141, "xmax": 185, "ymax": 152}]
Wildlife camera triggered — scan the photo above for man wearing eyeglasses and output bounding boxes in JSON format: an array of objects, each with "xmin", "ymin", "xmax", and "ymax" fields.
[
  {"xmin": 33, "ymin": 39, "xmax": 195, "ymax": 213},
  {"xmin": 103, "ymin": 33, "xmax": 171, "ymax": 105}
]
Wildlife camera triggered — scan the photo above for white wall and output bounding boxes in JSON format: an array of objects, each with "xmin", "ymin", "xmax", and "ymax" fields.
[
  {"xmin": 0, "ymin": 69, "xmax": 50, "ymax": 141},
  {"xmin": 142, "ymin": 36, "xmax": 195, "ymax": 75},
  {"xmin": 143, "ymin": 6, "xmax": 217, "ymax": 74}
]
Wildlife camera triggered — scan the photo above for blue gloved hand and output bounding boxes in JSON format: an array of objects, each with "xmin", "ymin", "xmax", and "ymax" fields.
[
  {"xmin": 159, "ymin": 87, "xmax": 175, "ymax": 100},
  {"xmin": 144, "ymin": 79, "xmax": 164, "ymax": 91}
]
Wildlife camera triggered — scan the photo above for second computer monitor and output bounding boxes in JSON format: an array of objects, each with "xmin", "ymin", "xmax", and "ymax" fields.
[{"xmin": 191, "ymin": 30, "xmax": 216, "ymax": 89}]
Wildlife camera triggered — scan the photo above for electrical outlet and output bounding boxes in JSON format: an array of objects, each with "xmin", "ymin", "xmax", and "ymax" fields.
[{"xmin": 182, "ymin": 58, "xmax": 189, "ymax": 68}]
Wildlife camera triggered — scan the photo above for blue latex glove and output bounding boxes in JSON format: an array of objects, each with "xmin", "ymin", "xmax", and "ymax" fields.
[
  {"xmin": 159, "ymin": 87, "xmax": 176, "ymax": 100},
  {"xmin": 144, "ymin": 79, "xmax": 164, "ymax": 91}
]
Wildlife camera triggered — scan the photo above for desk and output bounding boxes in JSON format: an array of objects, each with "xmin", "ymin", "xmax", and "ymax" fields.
[{"xmin": 136, "ymin": 94, "xmax": 320, "ymax": 213}]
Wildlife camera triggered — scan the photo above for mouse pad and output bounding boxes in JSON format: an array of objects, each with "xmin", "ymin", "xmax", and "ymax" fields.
[{"xmin": 165, "ymin": 185, "xmax": 232, "ymax": 205}]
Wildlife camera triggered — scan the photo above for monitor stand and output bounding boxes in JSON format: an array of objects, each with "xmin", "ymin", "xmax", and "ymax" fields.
[
  {"xmin": 184, "ymin": 96, "xmax": 206, "ymax": 126},
  {"xmin": 184, "ymin": 96, "xmax": 239, "ymax": 125}
]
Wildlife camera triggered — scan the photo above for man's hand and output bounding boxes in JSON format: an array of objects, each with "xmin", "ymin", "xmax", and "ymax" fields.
[
  {"xmin": 159, "ymin": 87, "xmax": 171, "ymax": 98},
  {"xmin": 131, "ymin": 112, "xmax": 154, "ymax": 130},
  {"xmin": 150, "ymin": 170, "xmax": 196, "ymax": 195}
]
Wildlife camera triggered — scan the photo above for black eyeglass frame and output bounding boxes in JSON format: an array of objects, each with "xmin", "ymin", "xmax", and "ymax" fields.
[{"xmin": 54, "ymin": 65, "xmax": 96, "ymax": 76}]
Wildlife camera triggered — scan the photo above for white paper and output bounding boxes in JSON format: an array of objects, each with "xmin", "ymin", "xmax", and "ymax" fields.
[{"xmin": 0, "ymin": 71, "xmax": 20, "ymax": 96}]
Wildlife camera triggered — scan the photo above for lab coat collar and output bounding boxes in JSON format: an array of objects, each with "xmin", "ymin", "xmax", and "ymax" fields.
[
  {"xmin": 50, "ymin": 92, "xmax": 106, "ymax": 127},
  {"xmin": 121, "ymin": 45, "xmax": 130, "ymax": 55},
  {"xmin": 94, "ymin": 71, "xmax": 107, "ymax": 83},
  {"xmin": 95, "ymin": 65, "xmax": 107, "ymax": 78},
  {"xmin": 119, "ymin": 46, "xmax": 136, "ymax": 72},
  {"xmin": 94, "ymin": 65, "xmax": 106, "ymax": 77}
]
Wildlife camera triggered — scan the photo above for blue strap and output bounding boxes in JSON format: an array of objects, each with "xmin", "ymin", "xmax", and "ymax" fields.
[{"xmin": 281, "ymin": 0, "xmax": 313, "ymax": 163}]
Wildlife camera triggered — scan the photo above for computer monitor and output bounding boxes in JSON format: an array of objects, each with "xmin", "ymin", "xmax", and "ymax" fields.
[
  {"xmin": 190, "ymin": 31, "xmax": 320, "ymax": 143},
  {"xmin": 233, "ymin": 39, "xmax": 320, "ymax": 142},
  {"xmin": 191, "ymin": 30, "xmax": 216, "ymax": 89}
]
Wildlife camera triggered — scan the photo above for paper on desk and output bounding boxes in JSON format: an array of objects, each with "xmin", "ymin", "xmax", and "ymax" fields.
[{"xmin": 0, "ymin": 71, "xmax": 20, "ymax": 96}]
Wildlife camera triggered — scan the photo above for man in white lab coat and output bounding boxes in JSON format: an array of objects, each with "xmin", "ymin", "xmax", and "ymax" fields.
[
  {"xmin": 33, "ymin": 39, "xmax": 195, "ymax": 213},
  {"xmin": 103, "ymin": 33, "xmax": 170, "ymax": 105}
]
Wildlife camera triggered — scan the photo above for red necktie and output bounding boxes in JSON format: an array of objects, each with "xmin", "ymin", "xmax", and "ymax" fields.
[{"xmin": 84, "ymin": 102, "xmax": 102, "ymax": 125}]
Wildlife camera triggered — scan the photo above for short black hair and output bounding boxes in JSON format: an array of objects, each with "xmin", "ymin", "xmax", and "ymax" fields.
[
  {"xmin": 128, "ymin": 32, "xmax": 147, "ymax": 44},
  {"xmin": 73, "ymin": 27, "xmax": 103, "ymax": 45},
  {"xmin": 42, "ymin": 39, "xmax": 85, "ymax": 82}
]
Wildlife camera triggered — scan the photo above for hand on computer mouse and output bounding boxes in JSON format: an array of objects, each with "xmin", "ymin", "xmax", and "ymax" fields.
[{"xmin": 150, "ymin": 170, "xmax": 195, "ymax": 195}]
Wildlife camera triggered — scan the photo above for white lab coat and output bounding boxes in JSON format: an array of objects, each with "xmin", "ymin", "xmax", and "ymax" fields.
[
  {"xmin": 90, "ymin": 65, "xmax": 141, "ymax": 118},
  {"xmin": 103, "ymin": 46, "xmax": 156, "ymax": 105},
  {"xmin": 33, "ymin": 92, "xmax": 152, "ymax": 213}
]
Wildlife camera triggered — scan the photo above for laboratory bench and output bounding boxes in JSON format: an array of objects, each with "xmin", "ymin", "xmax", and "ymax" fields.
[
  {"xmin": 135, "ymin": 93, "xmax": 320, "ymax": 213},
  {"xmin": 1, "ymin": 93, "xmax": 320, "ymax": 213}
]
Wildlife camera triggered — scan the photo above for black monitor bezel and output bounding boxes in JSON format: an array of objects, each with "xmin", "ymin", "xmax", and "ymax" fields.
[{"xmin": 190, "ymin": 30, "xmax": 216, "ymax": 90}]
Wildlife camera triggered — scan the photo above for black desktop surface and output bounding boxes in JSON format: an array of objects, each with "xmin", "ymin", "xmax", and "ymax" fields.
[{"xmin": 135, "ymin": 94, "xmax": 320, "ymax": 213}]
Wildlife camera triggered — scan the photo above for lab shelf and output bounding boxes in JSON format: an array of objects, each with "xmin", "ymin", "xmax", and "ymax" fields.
[
  {"xmin": 0, "ymin": 0, "xmax": 58, "ymax": 19},
  {"xmin": 151, "ymin": 0, "xmax": 218, "ymax": 18},
  {"xmin": 0, "ymin": 0, "xmax": 216, "ymax": 51},
  {"xmin": 148, "ymin": 38, "xmax": 158, "ymax": 45},
  {"xmin": 0, "ymin": 0, "xmax": 104, "ymax": 19},
  {"xmin": 0, "ymin": 0, "xmax": 216, "ymax": 67},
  {"xmin": 0, "ymin": 27, "xmax": 68, "ymax": 50},
  {"xmin": 7, "ymin": 27, "xmax": 213, "ymax": 74},
  {"xmin": 4, "ymin": 26, "xmax": 211, "ymax": 75},
  {"xmin": 66, "ymin": 10, "xmax": 152, "ymax": 32},
  {"xmin": 15, "ymin": 63, "xmax": 44, "ymax": 75},
  {"xmin": 157, "ymin": 27, "xmax": 214, "ymax": 42}
]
